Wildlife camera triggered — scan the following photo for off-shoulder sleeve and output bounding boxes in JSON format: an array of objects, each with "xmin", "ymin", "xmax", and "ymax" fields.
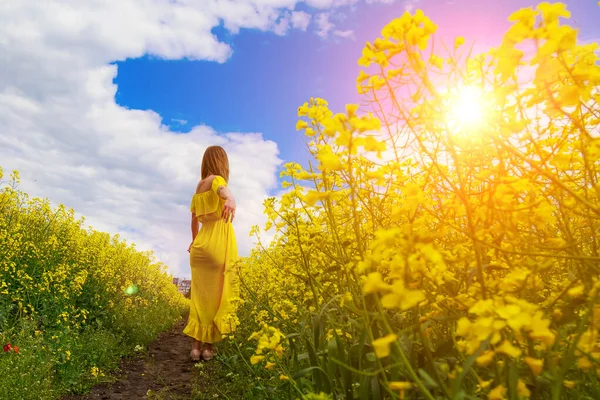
[
  {"xmin": 211, "ymin": 175, "xmax": 227, "ymax": 194},
  {"xmin": 190, "ymin": 197, "xmax": 196, "ymax": 213}
]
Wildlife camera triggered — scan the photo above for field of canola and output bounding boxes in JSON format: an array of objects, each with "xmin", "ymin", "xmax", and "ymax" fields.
[
  {"xmin": 230, "ymin": 3, "xmax": 600, "ymax": 400},
  {"xmin": 0, "ymin": 168, "xmax": 188, "ymax": 399},
  {"xmin": 2, "ymin": 2, "xmax": 600, "ymax": 400}
]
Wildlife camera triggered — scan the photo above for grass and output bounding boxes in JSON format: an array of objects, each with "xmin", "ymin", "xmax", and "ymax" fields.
[
  {"xmin": 191, "ymin": 356, "xmax": 278, "ymax": 400},
  {"xmin": 0, "ymin": 325, "xmax": 122, "ymax": 399}
]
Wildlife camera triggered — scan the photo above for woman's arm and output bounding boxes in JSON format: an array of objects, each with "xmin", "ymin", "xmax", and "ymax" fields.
[{"xmin": 217, "ymin": 185, "xmax": 236, "ymax": 222}]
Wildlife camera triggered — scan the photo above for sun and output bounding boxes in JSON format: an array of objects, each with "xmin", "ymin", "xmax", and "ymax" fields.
[{"xmin": 446, "ymin": 86, "xmax": 488, "ymax": 131}]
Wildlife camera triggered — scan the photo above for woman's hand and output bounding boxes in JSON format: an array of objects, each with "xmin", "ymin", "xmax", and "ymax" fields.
[{"xmin": 222, "ymin": 196, "xmax": 236, "ymax": 223}]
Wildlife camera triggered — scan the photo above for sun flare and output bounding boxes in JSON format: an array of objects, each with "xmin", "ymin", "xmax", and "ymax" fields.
[{"xmin": 446, "ymin": 86, "xmax": 488, "ymax": 131}]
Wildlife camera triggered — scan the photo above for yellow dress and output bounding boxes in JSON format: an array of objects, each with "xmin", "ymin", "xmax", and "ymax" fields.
[{"xmin": 183, "ymin": 175, "xmax": 239, "ymax": 343}]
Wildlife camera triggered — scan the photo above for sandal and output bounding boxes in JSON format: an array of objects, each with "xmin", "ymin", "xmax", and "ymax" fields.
[
  {"xmin": 190, "ymin": 348, "xmax": 202, "ymax": 362},
  {"xmin": 202, "ymin": 346, "xmax": 216, "ymax": 361}
]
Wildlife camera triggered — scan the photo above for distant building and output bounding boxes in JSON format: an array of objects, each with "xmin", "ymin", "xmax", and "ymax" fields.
[
  {"xmin": 179, "ymin": 279, "xmax": 191, "ymax": 296},
  {"xmin": 172, "ymin": 277, "xmax": 191, "ymax": 296}
]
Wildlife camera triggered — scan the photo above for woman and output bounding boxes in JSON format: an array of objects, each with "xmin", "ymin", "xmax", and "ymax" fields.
[{"xmin": 184, "ymin": 145, "xmax": 239, "ymax": 361}]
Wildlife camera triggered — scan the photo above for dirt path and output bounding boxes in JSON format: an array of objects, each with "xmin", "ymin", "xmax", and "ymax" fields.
[{"xmin": 65, "ymin": 318, "xmax": 196, "ymax": 400}]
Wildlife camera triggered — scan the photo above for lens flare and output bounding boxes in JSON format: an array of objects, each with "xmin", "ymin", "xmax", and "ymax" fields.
[
  {"xmin": 446, "ymin": 86, "xmax": 488, "ymax": 131},
  {"xmin": 125, "ymin": 285, "xmax": 139, "ymax": 295}
]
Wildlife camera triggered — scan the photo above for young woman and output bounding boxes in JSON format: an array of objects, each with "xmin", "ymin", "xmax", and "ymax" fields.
[{"xmin": 184, "ymin": 145, "xmax": 239, "ymax": 361}]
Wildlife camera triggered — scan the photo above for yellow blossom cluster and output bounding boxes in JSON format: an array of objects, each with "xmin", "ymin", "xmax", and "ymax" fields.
[
  {"xmin": 234, "ymin": 2, "xmax": 600, "ymax": 399},
  {"xmin": 248, "ymin": 324, "xmax": 286, "ymax": 368},
  {"xmin": 1, "ymin": 167, "xmax": 189, "ymax": 390}
]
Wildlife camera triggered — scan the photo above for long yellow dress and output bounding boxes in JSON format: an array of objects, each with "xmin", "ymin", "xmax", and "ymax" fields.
[{"xmin": 183, "ymin": 175, "xmax": 239, "ymax": 343}]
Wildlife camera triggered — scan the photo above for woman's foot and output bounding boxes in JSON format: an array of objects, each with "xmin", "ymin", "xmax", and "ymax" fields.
[
  {"xmin": 190, "ymin": 339, "xmax": 203, "ymax": 362},
  {"xmin": 190, "ymin": 348, "xmax": 202, "ymax": 361},
  {"xmin": 202, "ymin": 344, "xmax": 216, "ymax": 361}
]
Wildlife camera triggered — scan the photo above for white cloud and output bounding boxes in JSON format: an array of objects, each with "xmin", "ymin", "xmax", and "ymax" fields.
[
  {"xmin": 172, "ymin": 118, "xmax": 188, "ymax": 125},
  {"xmin": 315, "ymin": 13, "xmax": 335, "ymax": 38},
  {"xmin": 306, "ymin": 0, "xmax": 359, "ymax": 11},
  {"xmin": 334, "ymin": 29, "xmax": 355, "ymax": 39},
  {"xmin": 273, "ymin": 15, "xmax": 292, "ymax": 36},
  {"xmin": 0, "ymin": 0, "xmax": 296, "ymax": 279},
  {"xmin": 365, "ymin": 0, "xmax": 396, "ymax": 4},
  {"xmin": 306, "ymin": 0, "xmax": 335, "ymax": 9},
  {"xmin": 403, "ymin": 0, "xmax": 421, "ymax": 12},
  {"xmin": 0, "ymin": 0, "xmax": 367, "ymax": 279},
  {"xmin": 314, "ymin": 12, "xmax": 355, "ymax": 39},
  {"xmin": 291, "ymin": 11, "xmax": 312, "ymax": 31}
]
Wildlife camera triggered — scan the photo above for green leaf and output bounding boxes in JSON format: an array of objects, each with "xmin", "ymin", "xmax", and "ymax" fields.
[
  {"xmin": 312, "ymin": 314, "xmax": 322, "ymax": 349},
  {"xmin": 293, "ymin": 365, "xmax": 333, "ymax": 394},
  {"xmin": 286, "ymin": 332, "xmax": 302, "ymax": 339},
  {"xmin": 359, "ymin": 375, "xmax": 370, "ymax": 400},
  {"xmin": 418, "ymin": 368, "xmax": 439, "ymax": 388},
  {"xmin": 365, "ymin": 352, "xmax": 376, "ymax": 362},
  {"xmin": 326, "ymin": 338, "xmax": 338, "ymax": 385},
  {"xmin": 293, "ymin": 366, "xmax": 324, "ymax": 380},
  {"xmin": 432, "ymin": 339, "xmax": 456, "ymax": 358},
  {"xmin": 508, "ymin": 361, "xmax": 518, "ymax": 399},
  {"xmin": 371, "ymin": 376, "xmax": 382, "ymax": 400},
  {"xmin": 305, "ymin": 338, "xmax": 324, "ymax": 392},
  {"xmin": 335, "ymin": 334, "xmax": 353, "ymax": 400}
]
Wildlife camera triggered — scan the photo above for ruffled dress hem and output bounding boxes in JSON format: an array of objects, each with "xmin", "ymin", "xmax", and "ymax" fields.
[{"xmin": 183, "ymin": 317, "xmax": 236, "ymax": 343}]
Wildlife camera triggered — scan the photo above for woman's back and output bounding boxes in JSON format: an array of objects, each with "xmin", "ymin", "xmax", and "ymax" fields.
[
  {"xmin": 190, "ymin": 175, "xmax": 231, "ymax": 224},
  {"xmin": 184, "ymin": 145, "xmax": 239, "ymax": 362}
]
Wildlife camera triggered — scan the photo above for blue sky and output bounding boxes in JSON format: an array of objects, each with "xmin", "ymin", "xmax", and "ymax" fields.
[{"xmin": 114, "ymin": 0, "xmax": 600, "ymax": 181}]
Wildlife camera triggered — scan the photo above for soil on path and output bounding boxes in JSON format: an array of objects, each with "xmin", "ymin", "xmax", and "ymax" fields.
[{"xmin": 64, "ymin": 318, "xmax": 196, "ymax": 400}]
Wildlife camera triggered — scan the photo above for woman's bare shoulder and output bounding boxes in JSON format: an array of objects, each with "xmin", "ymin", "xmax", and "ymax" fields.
[{"xmin": 195, "ymin": 175, "xmax": 217, "ymax": 194}]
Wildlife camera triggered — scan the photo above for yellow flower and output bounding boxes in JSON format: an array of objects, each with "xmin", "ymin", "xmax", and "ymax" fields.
[
  {"xmin": 476, "ymin": 379, "xmax": 493, "ymax": 393},
  {"xmin": 316, "ymin": 146, "xmax": 343, "ymax": 171},
  {"xmin": 524, "ymin": 357, "xmax": 544, "ymax": 376},
  {"xmin": 265, "ymin": 361, "xmax": 275, "ymax": 370},
  {"xmin": 296, "ymin": 120, "xmax": 308, "ymax": 131},
  {"xmin": 389, "ymin": 381, "xmax": 412, "ymax": 399},
  {"xmin": 356, "ymin": 70, "xmax": 370, "ymax": 84},
  {"xmin": 380, "ymin": 281, "xmax": 425, "ymax": 310},
  {"xmin": 488, "ymin": 384, "xmax": 507, "ymax": 400},
  {"xmin": 495, "ymin": 340, "xmax": 522, "ymax": 358},
  {"xmin": 476, "ymin": 350, "xmax": 495, "ymax": 367},
  {"xmin": 508, "ymin": 7, "xmax": 538, "ymax": 28},
  {"xmin": 345, "ymin": 104, "xmax": 359, "ymax": 117},
  {"xmin": 517, "ymin": 380, "xmax": 531, "ymax": 398},
  {"xmin": 363, "ymin": 136, "xmax": 386, "ymax": 155},
  {"xmin": 527, "ymin": 311, "xmax": 556, "ymax": 346},
  {"xmin": 430, "ymin": 54, "xmax": 443, "ymax": 69},
  {"xmin": 250, "ymin": 355, "xmax": 264, "ymax": 365},
  {"xmin": 372, "ymin": 333, "xmax": 398, "ymax": 358},
  {"xmin": 389, "ymin": 381, "xmax": 412, "ymax": 390},
  {"xmin": 280, "ymin": 374, "xmax": 290, "ymax": 381},
  {"xmin": 537, "ymin": 2, "xmax": 570, "ymax": 24},
  {"xmin": 567, "ymin": 285, "xmax": 584, "ymax": 298},
  {"xmin": 563, "ymin": 380, "xmax": 576, "ymax": 389},
  {"xmin": 578, "ymin": 356, "xmax": 593, "ymax": 370},
  {"xmin": 455, "ymin": 36, "xmax": 465, "ymax": 48},
  {"xmin": 363, "ymin": 272, "xmax": 390, "ymax": 294}
]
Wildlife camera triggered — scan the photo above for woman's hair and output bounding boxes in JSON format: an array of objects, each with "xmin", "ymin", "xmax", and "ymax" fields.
[{"xmin": 201, "ymin": 145, "xmax": 229, "ymax": 182}]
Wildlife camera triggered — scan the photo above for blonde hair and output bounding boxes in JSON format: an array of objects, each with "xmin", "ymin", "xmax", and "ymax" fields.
[{"xmin": 201, "ymin": 145, "xmax": 229, "ymax": 182}]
